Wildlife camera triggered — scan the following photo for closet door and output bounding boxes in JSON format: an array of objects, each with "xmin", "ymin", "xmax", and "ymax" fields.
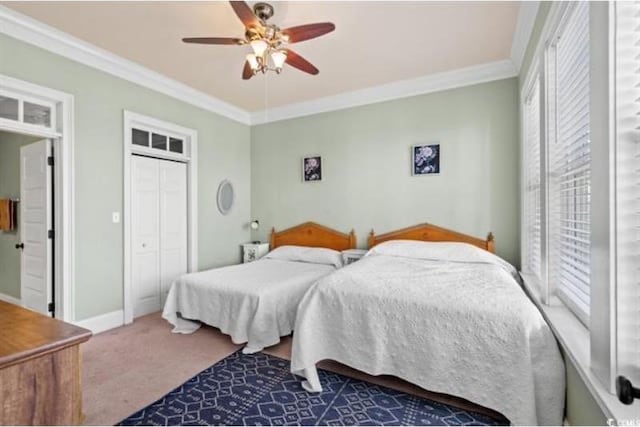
[
  {"xmin": 159, "ymin": 160, "xmax": 187, "ymax": 306},
  {"xmin": 132, "ymin": 156, "xmax": 161, "ymax": 317}
]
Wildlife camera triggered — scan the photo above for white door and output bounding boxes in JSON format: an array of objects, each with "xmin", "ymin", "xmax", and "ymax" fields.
[
  {"xmin": 132, "ymin": 156, "xmax": 187, "ymax": 318},
  {"xmin": 20, "ymin": 139, "xmax": 52, "ymax": 315},
  {"xmin": 159, "ymin": 160, "xmax": 187, "ymax": 306},
  {"xmin": 132, "ymin": 156, "xmax": 160, "ymax": 317}
]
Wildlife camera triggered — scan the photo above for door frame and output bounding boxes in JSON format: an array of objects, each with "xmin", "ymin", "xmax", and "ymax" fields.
[
  {"xmin": 0, "ymin": 74, "xmax": 75, "ymax": 322},
  {"xmin": 123, "ymin": 110, "xmax": 198, "ymax": 324}
]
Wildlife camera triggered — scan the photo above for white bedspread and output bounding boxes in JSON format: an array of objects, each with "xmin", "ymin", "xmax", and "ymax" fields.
[
  {"xmin": 291, "ymin": 254, "xmax": 565, "ymax": 426},
  {"xmin": 163, "ymin": 259, "xmax": 336, "ymax": 350}
]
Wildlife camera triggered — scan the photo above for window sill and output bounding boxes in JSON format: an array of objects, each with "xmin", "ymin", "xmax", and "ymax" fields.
[{"xmin": 520, "ymin": 274, "xmax": 638, "ymax": 424}]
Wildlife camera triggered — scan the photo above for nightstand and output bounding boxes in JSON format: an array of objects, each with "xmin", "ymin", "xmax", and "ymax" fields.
[
  {"xmin": 342, "ymin": 249, "xmax": 368, "ymax": 266},
  {"xmin": 242, "ymin": 242, "xmax": 270, "ymax": 263}
]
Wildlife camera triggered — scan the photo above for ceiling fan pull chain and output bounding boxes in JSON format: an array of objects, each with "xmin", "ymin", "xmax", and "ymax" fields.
[{"xmin": 264, "ymin": 72, "xmax": 269, "ymax": 123}]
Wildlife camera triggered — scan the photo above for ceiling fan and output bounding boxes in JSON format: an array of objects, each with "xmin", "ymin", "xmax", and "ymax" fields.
[{"xmin": 182, "ymin": 1, "xmax": 335, "ymax": 80}]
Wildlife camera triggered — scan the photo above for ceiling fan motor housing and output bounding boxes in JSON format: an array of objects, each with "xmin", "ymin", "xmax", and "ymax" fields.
[{"xmin": 253, "ymin": 2, "xmax": 274, "ymax": 22}]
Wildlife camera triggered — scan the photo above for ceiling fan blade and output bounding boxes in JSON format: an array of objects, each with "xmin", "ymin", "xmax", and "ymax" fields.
[
  {"xmin": 282, "ymin": 23, "xmax": 335, "ymax": 43},
  {"xmin": 242, "ymin": 61, "xmax": 254, "ymax": 80},
  {"xmin": 229, "ymin": 1, "xmax": 260, "ymax": 28},
  {"xmin": 182, "ymin": 37, "xmax": 244, "ymax": 45},
  {"xmin": 284, "ymin": 49, "xmax": 319, "ymax": 75}
]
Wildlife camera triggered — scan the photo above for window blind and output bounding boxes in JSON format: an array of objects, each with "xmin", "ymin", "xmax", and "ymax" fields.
[
  {"xmin": 523, "ymin": 78, "xmax": 542, "ymax": 282},
  {"xmin": 548, "ymin": 2, "xmax": 591, "ymax": 325},
  {"xmin": 615, "ymin": 0, "xmax": 640, "ymax": 384}
]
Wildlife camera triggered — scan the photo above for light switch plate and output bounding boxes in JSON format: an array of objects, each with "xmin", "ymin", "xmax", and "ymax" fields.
[{"xmin": 112, "ymin": 212, "xmax": 120, "ymax": 223}]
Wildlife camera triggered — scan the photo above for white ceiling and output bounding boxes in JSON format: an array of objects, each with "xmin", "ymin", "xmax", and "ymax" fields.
[{"xmin": 4, "ymin": 1, "xmax": 519, "ymax": 112}]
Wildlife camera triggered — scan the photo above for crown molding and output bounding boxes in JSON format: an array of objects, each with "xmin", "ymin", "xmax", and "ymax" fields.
[
  {"xmin": 0, "ymin": 6, "xmax": 251, "ymax": 125},
  {"xmin": 510, "ymin": 1, "xmax": 540, "ymax": 72},
  {"xmin": 1, "ymin": 5, "xmax": 521, "ymax": 128},
  {"xmin": 249, "ymin": 59, "xmax": 517, "ymax": 125}
]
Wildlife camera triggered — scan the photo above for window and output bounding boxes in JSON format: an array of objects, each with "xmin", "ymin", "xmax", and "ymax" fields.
[
  {"xmin": 522, "ymin": 77, "xmax": 542, "ymax": 283},
  {"xmin": 132, "ymin": 128, "xmax": 149, "ymax": 147},
  {"xmin": 0, "ymin": 91, "xmax": 54, "ymax": 130},
  {"xmin": 522, "ymin": 3, "xmax": 591, "ymax": 324},
  {"xmin": 521, "ymin": 1, "xmax": 639, "ymax": 408},
  {"xmin": 0, "ymin": 95, "xmax": 19, "ymax": 121},
  {"xmin": 151, "ymin": 133, "xmax": 167, "ymax": 150},
  {"xmin": 129, "ymin": 126, "xmax": 188, "ymax": 158},
  {"xmin": 169, "ymin": 137, "xmax": 183, "ymax": 154},
  {"xmin": 23, "ymin": 101, "xmax": 52, "ymax": 127},
  {"xmin": 546, "ymin": 2, "xmax": 591, "ymax": 325},
  {"xmin": 614, "ymin": 0, "xmax": 640, "ymax": 385}
]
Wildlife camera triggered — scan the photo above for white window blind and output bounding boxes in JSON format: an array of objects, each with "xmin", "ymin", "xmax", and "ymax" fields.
[
  {"xmin": 615, "ymin": 0, "xmax": 640, "ymax": 384},
  {"xmin": 523, "ymin": 78, "xmax": 542, "ymax": 282},
  {"xmin": 547, "ymin": 2, "xmax": 591, "ymax": 326}
]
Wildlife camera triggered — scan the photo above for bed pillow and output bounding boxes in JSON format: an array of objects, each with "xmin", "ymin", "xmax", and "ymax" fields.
[
  {"xmin": 367, "ymin": 240, "xmax": 518, "ymax": 279},
  {"xmin": 264, "ymin": 245, "xmax": 343, "ymax": 268}
]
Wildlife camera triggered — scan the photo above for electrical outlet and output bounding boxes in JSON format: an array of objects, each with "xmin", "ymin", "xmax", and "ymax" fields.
[{"xmin": 112, "ymin": 212, "xmax": 120, "ymax": 223}]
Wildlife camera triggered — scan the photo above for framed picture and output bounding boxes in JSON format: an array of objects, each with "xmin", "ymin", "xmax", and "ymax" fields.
[
  {"xmin": 302, "ymin": 155, "xmax": 322, "ymax": 182},
  {"xmin": 412, "ymin": 144, "xmax": 440, "ymax": 175}
]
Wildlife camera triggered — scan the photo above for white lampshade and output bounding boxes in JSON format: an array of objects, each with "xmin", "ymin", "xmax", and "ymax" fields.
[
  {"xmin": 250, "ymin": 220, "xmax": 259, "ymax": 230},
  {"xmin": 250, "ymin": 39, "xmax": 268, "ymax": 57},
  {"xmin": 271, "ymin": 50, "xmax": 287, "ymax": 69},
  {"xmin": 246, "ymin": 54, "xmax": 259, "ymax": 70}
]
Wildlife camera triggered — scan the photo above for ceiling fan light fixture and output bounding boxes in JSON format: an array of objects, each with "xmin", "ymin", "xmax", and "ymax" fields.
[
  {"xmin": 271, "ymin": 49, "xmax": 287, "ymax": 71},
  {"xmin": 182, "ymin": 1, "xmax": 335, "ymax": 79},
  {"xmin": 246, "ymin": 53, "xmax": 259, "ymax": 71},
  {"xmin": 250, "ymin": 39, "xmax": 269, "ymax": 57}
]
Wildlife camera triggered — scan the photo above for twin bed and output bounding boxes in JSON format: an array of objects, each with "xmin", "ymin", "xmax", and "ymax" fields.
[
  {"xmin": 162, "ymin": 221, "xmax": 565, "ymax": 426},
  {"xmin": 162, "ymin": 222, "xmax": 356, "ymax": 353}
]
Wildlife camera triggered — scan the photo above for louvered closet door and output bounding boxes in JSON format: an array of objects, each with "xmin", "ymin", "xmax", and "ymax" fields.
[
  {"xmin": 132, "ymin": 156, "xmax": 188, "ymax": 318},
  {"xmin": 159, "ymin": 160, "xmax": 187, "ymax": 307}
]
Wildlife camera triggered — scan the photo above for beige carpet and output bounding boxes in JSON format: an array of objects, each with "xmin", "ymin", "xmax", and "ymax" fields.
[{"xmin": 81, "ymin": 312, "xmax": 504, "ymax": 425}]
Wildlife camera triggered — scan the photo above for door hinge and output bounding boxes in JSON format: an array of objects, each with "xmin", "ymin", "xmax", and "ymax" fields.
[
  {"xmin": 47, "ymin": 156, "xmax": 54, "ymax": 166},
  {"xmin": 48, "ymin": 229, "xmax": 54, "ymax": 239},
  {"xmin": 48, "ymin": 301, "xmax": 55, "ymax": 313}
]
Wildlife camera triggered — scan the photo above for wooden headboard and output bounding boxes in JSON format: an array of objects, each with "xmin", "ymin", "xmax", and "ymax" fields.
[
  {"xmin": 270, "ymin": 222, "xmax": 356, "ymax": 251},
  {"xmin": 368, "ymin": 223, "xmax": 495, "ymax": 253}
]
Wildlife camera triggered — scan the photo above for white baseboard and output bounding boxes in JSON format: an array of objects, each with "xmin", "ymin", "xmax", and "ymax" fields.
[
  {"xmin": 0, "ymin": 293, "xmax": 124, "ymax": 334},
  {"xmin": 75, "ymin": 309, "xmax": 124, "ymax": 334},
  {"xmin": 0, "ymin": 292, "xmax": 21, "ymax": 306}
]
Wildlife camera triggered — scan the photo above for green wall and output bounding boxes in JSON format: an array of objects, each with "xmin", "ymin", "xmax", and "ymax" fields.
[
  {"xmin": 519, "ymin": 3, "xmax": 607, "ymax": 425},
  {"xmin": 564, "ymin": 350, "xmax": 608, "ymax": 426},
  {"xmin": 0, "ymin": 33, "xmax": 251, "ymax": 321},
  {"xmin": 0, "ymin": 131, "xmax": 40, "ymax": 299},
  {"xmin": 251, "ymin": 78, "xmax": 521, "ymax": 267}
]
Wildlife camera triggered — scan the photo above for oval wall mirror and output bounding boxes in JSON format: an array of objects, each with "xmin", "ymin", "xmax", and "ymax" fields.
[{"xmin": 217, "ymin": 179, "xmax": 235, "ymax": 216}]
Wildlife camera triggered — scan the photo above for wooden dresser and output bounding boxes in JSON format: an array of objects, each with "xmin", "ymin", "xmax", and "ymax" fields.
[{"xmin": 0, "ymin": 300, "xmax": 92, "ymax": 425}]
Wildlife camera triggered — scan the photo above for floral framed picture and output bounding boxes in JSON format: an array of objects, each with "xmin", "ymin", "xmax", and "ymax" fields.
[
  {"xmin": 412, "ymin": 144, "xmax": 440, "ymax": 175},
  {"xmin": 302, "ymin": 155, "xmax": 322, "ymax": 182}
]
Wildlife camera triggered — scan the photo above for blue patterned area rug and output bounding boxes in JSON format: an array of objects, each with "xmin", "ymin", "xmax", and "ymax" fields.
[{"xmin": 119, "ymin": 351, "xmax": 504, "ymax": 426}]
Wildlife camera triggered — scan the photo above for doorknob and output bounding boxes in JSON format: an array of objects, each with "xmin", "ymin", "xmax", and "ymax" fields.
[
  {"xmin": 15, "ymin": 243, "xmax": 24, "ymax": 250},
  {"xmin": 617, "ymin": 376, "xmax": 640, "ymax": 405}
]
